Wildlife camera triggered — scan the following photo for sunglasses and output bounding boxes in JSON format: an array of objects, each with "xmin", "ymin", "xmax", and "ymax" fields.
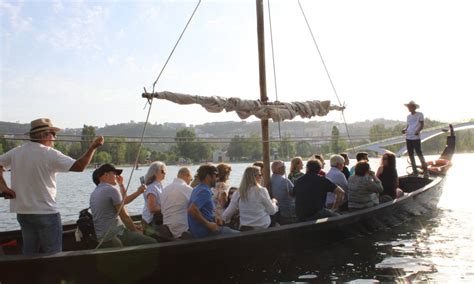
[{"xmin": 44, "ymin": 131, "xmax": 56, "ymax": 138}]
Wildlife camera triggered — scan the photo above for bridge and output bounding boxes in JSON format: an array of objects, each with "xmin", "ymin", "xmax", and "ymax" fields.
[{"xmin": 350, "ymin": 121, "xmax": 474, "ymax": 157}]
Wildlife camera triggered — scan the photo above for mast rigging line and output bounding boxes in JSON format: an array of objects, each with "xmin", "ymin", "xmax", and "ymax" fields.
[
  {"xmin": 97, "ymin": 1, "xmax": 202, "ymax": 250},
  {"xmin": 297, "ymin": 0, "xmax": 355, "ymax": 153}
]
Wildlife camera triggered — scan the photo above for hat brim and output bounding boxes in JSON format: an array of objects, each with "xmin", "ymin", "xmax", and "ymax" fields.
[
  {"xmin": 27, "ymin": 126, "xmax": 62, "ymax": 134},
  {"xmin": 404, "ymin": 103, "xmax": 419, "ymax": 109},
  {"xmin": 114, "ymin": 169, "xmax": 123, "ymax": 176}
]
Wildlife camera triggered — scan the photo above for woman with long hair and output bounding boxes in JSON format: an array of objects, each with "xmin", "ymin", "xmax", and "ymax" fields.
[
  {"xmin": 376, "ymin": 152, "xmax": 404, "ymax": 200},
  {"xmin": 142, "ymin": 161, "xmax": 167, "ymax": 230},
  {"xmin": 288, "ymin": 156, "xmax": 304, "ymax": 184},
  {"xmin": 222, "ymin": 166, "xmax": 278, "ymax": 231},
  {"xmin": 213, "ymin": 163, "xmax": 232, "ymax": 211}
]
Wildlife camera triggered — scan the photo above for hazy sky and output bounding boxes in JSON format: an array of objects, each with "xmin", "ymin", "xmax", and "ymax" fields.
[{"xmin": 1, "ymin": 0, "xmax": 473, "ymax": 129}]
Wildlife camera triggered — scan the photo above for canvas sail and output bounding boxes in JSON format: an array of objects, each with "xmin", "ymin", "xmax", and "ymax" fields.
[{"xmin": 143, "ymin": 91, "xmax": 344, "ymax": 122}]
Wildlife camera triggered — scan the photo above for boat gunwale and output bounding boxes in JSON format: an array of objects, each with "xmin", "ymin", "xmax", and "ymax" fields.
[{"xmin": 0, "ymin": 175, "xmax": 444, "ymax": 262}]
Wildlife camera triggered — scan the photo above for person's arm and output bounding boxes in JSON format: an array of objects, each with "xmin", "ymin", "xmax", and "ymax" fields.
[
  {"xmin": 331, "ymin": 186, "xmax": 345, "ymax": 210},
  {"xmin": 261, "ymin": 187, "xmax": 278, "ymax": 215},
  {"xmin": 0, "ymin": 166, "xmax": 16, "ymax": 198},
  {"xmin": 123, "ymin": 185, "xmax": 146, "ymax": 205},
  {"xmin": 115, "ymin": 204, "xmax": 138, "ymax": 232},
  {"xmin": 146, "ymin": 194, "xmax": 161, "ymax": 213},
  {"xmin": 376, "ymin": 166, "xmax": 383, "ymax": 178},
  {"xmin": 415, "ymin": 120, "xmax": 424, "ymax": 135},
  {"xmin": 69, "ymin": 136, "xmax": 104, "ymax": 172},
  {"xmin": 367, "ymin": 172, "xmax": 384, "ymax": 193},
  {"xmin": 188, "ymin": 203, "xmax": 219, "ymax": 232},
  {"xmin": 287, "ymin": 179, "xmax": 295, "ymax": 197},
  {"xmin": 222, "ymin": 191, "xmax": 239, "ymax": 223}
]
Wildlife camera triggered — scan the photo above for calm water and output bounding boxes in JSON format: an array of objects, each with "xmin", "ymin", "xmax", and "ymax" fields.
[{"xmin": 1, "ymin": 154, "xmax": 473, "ymax": 282}]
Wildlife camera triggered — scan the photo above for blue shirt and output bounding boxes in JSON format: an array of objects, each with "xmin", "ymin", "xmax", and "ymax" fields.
[
  {"xmin": 188, "ymin": 183, "xmax": 215, "ymax": 238},
  {"xmin": 271, "ymin": 174, "xmax": 295, "ymax": 218}
]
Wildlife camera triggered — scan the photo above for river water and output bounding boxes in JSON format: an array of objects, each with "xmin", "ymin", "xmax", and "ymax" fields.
[{"xmin": 1, "ymin": 154, "xmax": 473, "ymax": 282}]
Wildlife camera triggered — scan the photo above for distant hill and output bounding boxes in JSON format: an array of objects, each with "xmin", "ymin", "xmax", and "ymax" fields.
[{"xmin": 1, "ymin": 118, "xmax": 405, "ymax": 141}]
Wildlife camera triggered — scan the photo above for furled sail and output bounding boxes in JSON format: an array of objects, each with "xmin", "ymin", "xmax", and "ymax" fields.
[{"xmin": 143, "ymin": 91, "xmax": 344, "ymax": 122}]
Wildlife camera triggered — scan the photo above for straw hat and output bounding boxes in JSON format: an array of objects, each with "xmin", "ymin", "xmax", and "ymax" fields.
[
  {"xmin": 27, "ymin": 118, "xmax": 62, "ymax": 134},
  {"xmin": 404, "ymin": 100, "xmax": 420, "ymax": 109}
]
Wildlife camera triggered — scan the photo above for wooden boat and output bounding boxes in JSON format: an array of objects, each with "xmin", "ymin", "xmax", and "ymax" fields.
[{"xmin": 0, "ymin": 126, "xmax": 455, "ymax": 283}]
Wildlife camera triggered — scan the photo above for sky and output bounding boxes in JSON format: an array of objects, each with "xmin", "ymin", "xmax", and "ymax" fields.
[{"xmin": 1, "ymin": 0, "xmax": 473, "ymax": 129}]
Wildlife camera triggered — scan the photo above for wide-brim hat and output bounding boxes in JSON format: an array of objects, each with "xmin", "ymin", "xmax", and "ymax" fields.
[
  {"xmin": 404, "ymin": 100, "xmax": 420, "ymax": 109},
  {"xmin": 27, "ymin": 118, "xmax": 62, "ymax": 134},
  {"xmin": 92, "ymin": 164, "xmax": 123, "ymax": 185}
]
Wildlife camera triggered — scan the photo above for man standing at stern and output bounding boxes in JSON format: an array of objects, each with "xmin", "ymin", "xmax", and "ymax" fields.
[
  {"xmin": 402, "ymin": 101, "xmax": 428, "ymax": 178},
  {"xmin": 0, "ymin": 118, "xmax": 104, "ymax": 254}
]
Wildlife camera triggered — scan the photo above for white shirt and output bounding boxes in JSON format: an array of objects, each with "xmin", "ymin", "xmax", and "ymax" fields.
[
  {"xmin": 406, "ymin": 112, "xmax": 424, "ymax": 140},
  {"xmin": 161, "ymin": 178, "xmax": 193, "ymax": 238},
  {"xmin": 0, "ymin": 142, "xmax": 75, "ymax": 214},
  {"xmin": 223, "ymin": 185, "xmax": 278, "ymax": 229},
  {"xmin": 326, "ymin": 166, "xmax": 348, "ymax": 206},
  {"xmin": 142, "ymin": 180, "xmax": 164, "ymax": 224}
]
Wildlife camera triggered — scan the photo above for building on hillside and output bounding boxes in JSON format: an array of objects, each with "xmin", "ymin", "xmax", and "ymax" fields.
[{"xmin": 212, "ymin": 150, "xmax": 230, "ymax": 163}]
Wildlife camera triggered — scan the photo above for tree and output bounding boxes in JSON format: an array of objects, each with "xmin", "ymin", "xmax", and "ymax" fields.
[
  {"xmin": 81, "ymin": 125, "xmax": 96, "ymax": 153},
  {"xmin": 175, "ymin": 128, "xmax": 196, "ymax": 160},
  {"xmin": 278, "ymin": 135, "xmax": 296, "ymax": 159},
  {"xmin": 227, "ymin": 136, "xmax": 246, "ymax": 160},
  {"xmin": 296, "ymin": 141, "xmax": 313, "ymax": 158},
  {"xmin": 331, "ymin": 126, "xmax": 340, "ymax": 154},
  {"xmin": 101, "ymin": 138, "xmax": 126, "ymax": 165},
  {"xmin": 54, "ymin": 141, "xmax": 69, "ymax": 155},
  {"xmin": 95, "ymin": 151, "xmax": 112, "ymax": 164},
  {"xmin": 68, "ymin": 143, "xmax": 83, "ymax": 159},
  {"xmin": 126, "ymin": 143, "xmax": 148, "ymax": 164}
]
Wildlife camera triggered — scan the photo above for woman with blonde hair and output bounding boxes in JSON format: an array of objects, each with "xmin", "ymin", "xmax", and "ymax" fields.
[
  {"xmin": 222, "ymin": 166, "xmax": 278, "ymax": 231},
  {"xmin": 288, "ymin": 156, "xmax": 304, "ymax": 184}
]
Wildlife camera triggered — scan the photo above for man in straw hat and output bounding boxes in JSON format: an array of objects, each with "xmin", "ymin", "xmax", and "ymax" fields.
[
  {"xmin": 0, "ymin": 118, "xmax": 104, "ymax": 254},
  {"xmin": 402, "ymin": 101, "xmax": 428, "ymax": 178}
]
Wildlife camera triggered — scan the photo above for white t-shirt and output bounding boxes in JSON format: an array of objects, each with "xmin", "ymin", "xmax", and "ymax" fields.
[
  {"xmin": 0, "ymin": 142, "xmax": 76, "ymax": 214},
  {"xmin": 406, "ymin": 112, "xmax": 424, "ymax": 140},
  {"xmin": 223, "ymin": 185, "xmax": 278, "ymax": 229},
  {"xmin": 161, "ymin": 178, "xmax": 193, "ymax": 238}
]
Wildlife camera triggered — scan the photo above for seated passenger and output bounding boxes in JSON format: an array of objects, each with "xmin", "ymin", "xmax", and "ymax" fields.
[
  {"xmin": 326, "ymin": 154, "xmax": 349, "ymax": 208},
  {"xmin": 92, "ymin": 166, "xmax": 145, "ymax": 205},
  {"xmin": 223, "ymin": 166, "xmax": 278, "ymax": 231},
  {"xmin": 294, "ymin": 159, "xmax": 345, "ymax": 222},
  {"xmin": 212, "ymin": 163, "xmax": 232, "ymax": 214},
  {"xmin": 376, "ymin": 152, "xmax": 404, "ymax": 200},
  {"xmin": 271, "ymin": 160, "xmax": 296, "ymax": 224},
  {"xmin": 313, "ymin": 154, "xmax": 327, "ymax": 176},
  {"xmin": 187, "ymin": 164, "xmax": 239, "ymax": 238},
  {"xmin": 142, "ymin": 161, "xmax": 166, "ymax": 232},
  {"xmin": 161, "ymin": 167, "xmax": 193, "ymax": 239},
  {"xmin": 288, "ymin": 156, "xmax": 304, "ymax": 184},
  {"xmin": 340, "ymin": 153, "xmax": 351, "ymax": 180},
  {"xmin": 349, "ymin": 152, "xmax": 369, "ymax": 176},
  {"xmin": 348, "ymin": 161, "xmax": 384, "ymax": 210},
  {"xmin": 90, "ymin": 164, "xmax": 156, "ymax": 248}
]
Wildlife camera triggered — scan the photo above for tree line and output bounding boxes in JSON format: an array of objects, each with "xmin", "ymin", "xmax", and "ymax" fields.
[{"xmin": 1, "ymin": 122, "xmax": 473, "ymax": 165}]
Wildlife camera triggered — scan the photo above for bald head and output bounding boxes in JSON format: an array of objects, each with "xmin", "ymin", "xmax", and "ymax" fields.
[{"xmin": 177, "ymin": 167, "xmax": 192, "ymax": 185}]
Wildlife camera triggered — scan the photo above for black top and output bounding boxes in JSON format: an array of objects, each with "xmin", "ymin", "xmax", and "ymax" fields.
[
  {"xmin": 342, "ymin": 166, "xmax": 350, "ymax": 180},
  {"xmin": 294, "ymin": 173, "xmax": 337, "ymax": 221},
  {"xmin": 379, "ymin": 168, "xmax": 398, "ymax": 199}
]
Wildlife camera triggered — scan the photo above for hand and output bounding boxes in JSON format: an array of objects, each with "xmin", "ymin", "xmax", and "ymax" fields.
[
  {"xmin": 1, "ymin": 187, "xmax": 16, "ymax": 199},
  {"xmin": 402, "ymin": 129, "xmax": 407, "ymax": 134},
  {"xmin": 208, "ymin": 222, "xmax": 220, "ymax": 232},
  {"xmin": 137, "ymin": 184, "xmax": 146, "ymax": 194},
  {"xmin": 368, "ymin": 170, "xmax": 375, "ymax": 177},
  {"xmin": 215, "ymin": 215, "xmax": 224, "ymax": 226},
  {"xmin": 415, "ymin": 131, "xmax": 420, "ymax": 135},
  {"xmin": 272, "ymin": 198, "xmax": 278, "ymax": 204},
  {"xmin": 91, "ymin": 136, "xmax": 104, "ymax": 149},
  {"xmin": 116, "ymin": 175, "xmax": 124, "ymax": 185},
  {"xmin": 134, "ymin": 224, "xmax": 144, "ymax": 233}
]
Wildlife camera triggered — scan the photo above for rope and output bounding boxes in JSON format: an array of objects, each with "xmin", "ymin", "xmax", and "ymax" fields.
[
  {"xmin": 95, "ymin": 1, "xmax": 201, "ymax": 249},
  {"xmin": 150, "ymin": 0, "xmax": 202, "ymax": 93},
  {"xmin": 297, "ymin": 0, "xmax": 355, "ymax": 153}
]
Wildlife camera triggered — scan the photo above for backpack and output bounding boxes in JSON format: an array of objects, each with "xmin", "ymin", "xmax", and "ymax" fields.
[{"xmin": 75, "ymin": 208, "xmax": 98, "ymax": 248}]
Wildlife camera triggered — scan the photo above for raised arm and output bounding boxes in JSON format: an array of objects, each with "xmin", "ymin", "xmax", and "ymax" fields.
[{"xmin": 69, "ymin": 136, "xmax": 104, "ymax": 172}]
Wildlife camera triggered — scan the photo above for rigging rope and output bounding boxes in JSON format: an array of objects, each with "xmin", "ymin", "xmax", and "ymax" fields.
[
  {"xmin": 95, "ymin": 0, "xmax": 202, "ymax": 249},
  {"xmin": 297, "ymin": 0, "xmax": 355, "ymax": 153}
]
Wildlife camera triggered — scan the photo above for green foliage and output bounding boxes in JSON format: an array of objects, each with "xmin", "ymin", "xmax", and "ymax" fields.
[
  {"xmin": 277, "ymin": 135, "xmax": 296, "ymax": 159},
  {"xmin": 331, "ymin": 126, "xmax": 340, "ymax": 154},
  {"xmin": 126, "ymin": 143, "xmax": 148, "ymax": 164},
  {"xmin": 68, "ymin": 143, "xmax": 83, "ymax": 159},
  {"xmin": 295, "ymin": 141, "xmax": 313, "ymax": 158},
  {"xmin": 81, "ymin": 125, "xmax": 96, "ymax": 153},
  {"xmin": 54, "ymin": 141, "xmax": 69, "ymax": 155},
  {"xmin": 0, "ymin": 137, "xmax": 19, "ymax": 153},
  {"xmin": 174, "ymin": 128, "xmax": 213, "ymax": 162},
  {"xmin": 95, "ymin": 151, "xmax": 112, "ymax": 164}
]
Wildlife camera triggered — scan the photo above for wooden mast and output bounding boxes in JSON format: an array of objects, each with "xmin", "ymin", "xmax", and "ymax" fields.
[{"xmin": 256, "ymin": 0, "xmax": 272, "ymax": 193}]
